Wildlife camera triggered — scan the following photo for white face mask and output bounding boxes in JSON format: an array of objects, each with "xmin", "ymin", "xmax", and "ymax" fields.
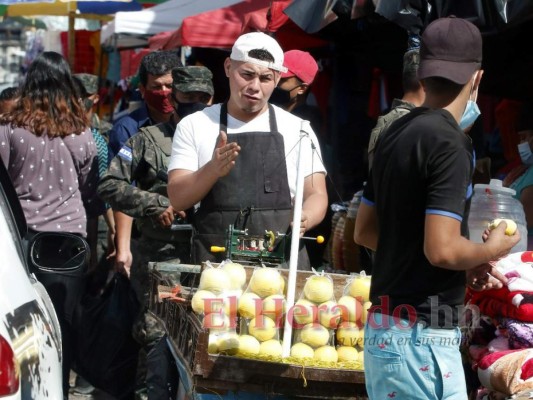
[
  {"xmin": 518, "ymin": 142, "xmax": 533, "ymax": 166},
  {"xmin": 459, "ymin": 100, "xmax": 481, "ymax": 130},
  {"xmin": 459, "ymin": 72, "xmax": 481, "ymax": 130}
]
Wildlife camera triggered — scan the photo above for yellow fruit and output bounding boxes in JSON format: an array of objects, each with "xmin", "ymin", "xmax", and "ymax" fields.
[
  {"xmin": 348, "ymin": 276, "xmax": 371, "ymax": 302},
  {"xmin": 191, "ymin": 290, "xmax": 220, "ymax": 315},
  {"xmin": 337, "ymin": 346, "xmax": 359, "ymax": 362},
  {"xmin": 199, "ymin": 267, "xmax": 230, "ymax": 294},
  {"xmin": 217, "ymin": 333, "xmax": 240, "ymax": 355},
  {"xmin": 336, "ymin": 321, "xmax": 360, "ymax": 347},
  {"xmin": 361, "ymin": 301, "xmax": 372, "ymax": 324},
  {"xmin": 262, "ymin": 294, "xmax": 286, "ymax": 322},
  {"xmin": 290, "ymin": 342, "xmax": 314, "ymax": 360},
  {"xmin": 317, "ymin": 300, "xmax": 342, "ymax": 329},
  {"xmin": 314, "ymin": 345, "xmax": 338, "ymax": 363},
  {"xmin": 207, "ymin": 334, "xmax": 219, "ymax": 354},
  {"xmin": 337, "ymin": 296, "xmax": 363, "ymax": 322},
  {"xmin": 358, "ymin": 350, "xmax": 364, "ymax": 366},
  {"xmin": 204, "ymin": 313, "xmax": 232, "ymax": 334},
  {"xmin": 300, "ymin": 323, "xmax": 330, "ymax": 348},
  {"xmin": 303, "ymin": 275, "xmax": 334, "ymax": 303},
  {"xmin": 222, "ymin": 295, "xmax": 238, "ymax": 318},
  {"xmin": 250, "ymin": 268, "xmax": 282, "ymax": 298},
  {"xmin": 259, "ymin": 339, "xmax": 283, "ymax": 358},
  {"xmin": 292, "ymin": 299, "xmax": 318, "ymax": 326},
  {"xmin": 237, "ymin": 335, "xmax": 260, "ymax": 356},
  {"xmin": 488, "ymin": 218, "xmax": 518, "ymax": 236},
  {"xmin": 222, "ymin": 262, "xmax": 247, "ymax": 290},
  {"xmin": 279, "ymin": 274, "xmax": 286, "ymax": 295},
  {"xmin": 238, "ymin": 292, "xmax": 261, "ymax": 319},
  {"xmin": 248, "ymin": 316, "xmax": 277, "ymax": 342}
]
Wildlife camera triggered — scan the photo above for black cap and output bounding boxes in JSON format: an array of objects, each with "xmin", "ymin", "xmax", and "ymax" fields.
[{"xmin": 418, "ymin": 17, "xmax": 482, "ymax": 85}]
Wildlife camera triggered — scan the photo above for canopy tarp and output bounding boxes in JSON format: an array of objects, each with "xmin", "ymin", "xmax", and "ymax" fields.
[
  {"xmin": 148, "ymin": 0, "xmax": 270, "ymax": 50},
  {"xmin": 3, "ymin": 0, "xmax": 142, "ymax": 16},
  {"xmin": 100, "ymin": 0, "xmax": 243, "ymax": 44},
  {"xmin": 147, "ymin": 0, "xmax": 327, "ymax": 51}
]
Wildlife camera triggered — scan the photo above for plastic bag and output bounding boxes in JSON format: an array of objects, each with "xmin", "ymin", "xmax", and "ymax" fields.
[
  {"xmin": 290, "ymin": 270, "xmax": 339, "ymax": 362},
  {"xmin": 73, "ymin": 273, "xmax": 140, "ymax": 399},
  {"xmin": 331, "ymin": 272, "xmax": 372, "ymax": 366},
  {"xmin": 235, "ymin": 266, "xmax": 285, "ymax": 359}
]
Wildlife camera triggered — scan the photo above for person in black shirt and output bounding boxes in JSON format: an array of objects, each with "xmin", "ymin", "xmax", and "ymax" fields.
[{"xmin": 354, "ymin": 17, "xmax": 519, "ymax": 399}]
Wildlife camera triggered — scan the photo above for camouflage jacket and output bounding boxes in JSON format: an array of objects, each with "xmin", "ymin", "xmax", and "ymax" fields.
[
  {"xmin": 97, "ymin": 121, "xmax": 177, "ymax": 239},
  {"xmin": 367, "ymin": 98, "xmax": 416, "ymax": 169}
]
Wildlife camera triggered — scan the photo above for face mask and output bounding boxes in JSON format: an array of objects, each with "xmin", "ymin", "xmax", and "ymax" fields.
[
  {"xmin": 518, "ymin": 142, "xmax": 533, "ymax": 165},
  {"xmin": 459, "ymin": 72, "xmax": 481, "ymax": 130},
  {"xmin": 269, "ymin": 84, "xmax": 302, "ymax": 107},
  {"xmin": 459, "ymin": 100, "xmax": 481, "ymax": 130},
  {"xmin": 143, "ymin": 89, "xmax": 174, "ymax": 114},
  {"xmin": 176, "ymin": 101, "xmax": 207, "ymax": 119}
]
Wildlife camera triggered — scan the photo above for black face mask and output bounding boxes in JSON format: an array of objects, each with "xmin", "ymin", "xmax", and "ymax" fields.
[
  {"xmin": 269, "ymin": 87, "xmax": 292, "ymax": 107},
  {"xmin": 176, "ymin": 101, "xmax": 207, "ymax": 119}
]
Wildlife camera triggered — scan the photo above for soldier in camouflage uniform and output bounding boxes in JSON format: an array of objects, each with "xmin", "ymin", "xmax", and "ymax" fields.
[
  {"xmin": 97, "ymin": 66, "xmax": 213, "ymax": 400},
  {"xmin": 73, "ymin": 73, "xmax": 113, "ymax": 138},
  {"xmin": 73, "ymin": 73, "xmax": 115, "ymax": 272}
]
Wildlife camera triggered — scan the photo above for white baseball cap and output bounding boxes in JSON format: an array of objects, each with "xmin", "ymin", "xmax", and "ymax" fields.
[{"xmin": 230, "ymin": 32, "xmax": 288, "ymax": 73}]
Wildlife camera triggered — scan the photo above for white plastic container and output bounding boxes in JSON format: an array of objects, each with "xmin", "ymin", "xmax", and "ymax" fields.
[{"xmin": 468, "ymin": 179, "xmax": 527, "ymax": 252}]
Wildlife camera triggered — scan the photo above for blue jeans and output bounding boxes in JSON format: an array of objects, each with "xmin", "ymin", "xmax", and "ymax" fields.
[{"xmin": 364, "ymin": 313, "xmax": 467, "ymax": 399}]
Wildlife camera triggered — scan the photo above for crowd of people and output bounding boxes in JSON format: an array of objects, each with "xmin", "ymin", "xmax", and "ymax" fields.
[{"xmin": 0, "ymin": 19, "xmax": 532, "ymax": 400}]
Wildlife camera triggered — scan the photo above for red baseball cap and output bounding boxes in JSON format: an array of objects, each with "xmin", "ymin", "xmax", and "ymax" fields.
[{"xmin": 280, "ymin": 50, "xmax": 318, "ymax": 85}]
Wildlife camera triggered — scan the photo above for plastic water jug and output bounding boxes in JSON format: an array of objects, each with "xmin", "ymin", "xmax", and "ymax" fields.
[{"xmin": 468, "ymin": 179, "xmax": 528, "ymax": 252}]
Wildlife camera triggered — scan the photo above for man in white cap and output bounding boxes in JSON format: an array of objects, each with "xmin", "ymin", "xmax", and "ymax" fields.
[{"xmin": 167, "ymin": 32, "xmax": 327, "ymax": 269}]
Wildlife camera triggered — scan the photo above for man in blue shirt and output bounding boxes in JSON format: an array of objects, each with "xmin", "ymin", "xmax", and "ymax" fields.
[{"xmin": 107, "ymin": 51, "xmax": 182, "ymax": 160}]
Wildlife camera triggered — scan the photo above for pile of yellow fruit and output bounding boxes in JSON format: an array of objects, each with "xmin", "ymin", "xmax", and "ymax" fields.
[{"xmin": 189, "ymin": 264, "xmax": 371, "ymax": 369}]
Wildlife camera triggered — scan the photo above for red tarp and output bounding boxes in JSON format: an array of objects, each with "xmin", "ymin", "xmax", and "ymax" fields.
[
  {"xmin": 149, "ymin": 0, "xmax": 271, "ymax": 50},
  {"xmin": 148, "ymin": 0, "xmax": 326, "ymax": 51}
]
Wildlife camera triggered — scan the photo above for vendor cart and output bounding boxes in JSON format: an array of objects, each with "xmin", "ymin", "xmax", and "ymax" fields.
[{"xmin": 148, "ymin": 261, "xmax": 368, "ymax": 400}]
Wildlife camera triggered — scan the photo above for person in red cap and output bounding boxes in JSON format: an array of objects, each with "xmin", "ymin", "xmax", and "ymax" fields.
[
  {"xmin": 270, "ymin": 50, "xmax": 319, "ymax": 114},
  {"xmin": 354, "ymin": 17, "xmax": 520, "ymax": 399},
  {"xmin": 269, "ymin": 50, "xmax": 326, "ymax": 268}
]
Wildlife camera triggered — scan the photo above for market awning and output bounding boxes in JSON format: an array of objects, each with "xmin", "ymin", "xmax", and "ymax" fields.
[
  {"xmin": 147, "ymin": 0, "xmax": 327, "ymax": 51},
  {"xmin": 148, "ymin": 0, "xmax": 270, "ymax": 50},
  {"xmin": 2, "ymin": 0, "xmax": 143, "ymax": 16},
  {"xmin": 100, "ymin": 0, "xmax": 243, "ymax": 44}
]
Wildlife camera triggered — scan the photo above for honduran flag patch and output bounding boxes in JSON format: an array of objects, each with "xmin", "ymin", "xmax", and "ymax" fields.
[{"xmin": 118, "ymin": 146, "xmax": 133, "ymax": 162}]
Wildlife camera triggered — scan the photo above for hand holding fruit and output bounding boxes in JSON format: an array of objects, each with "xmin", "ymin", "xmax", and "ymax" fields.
[
  {"xmin": 488, "ymin": 218, "xmax": 517, "ymax": 236},
  {"xmin": 483, "ymin": 218, "xmax": 521, "ymax": 260}
]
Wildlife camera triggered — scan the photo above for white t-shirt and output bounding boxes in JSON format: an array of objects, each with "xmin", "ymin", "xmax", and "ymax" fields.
[{"xmin": 169, "ymin": 103, "xmax": 326, "ymax": 199}]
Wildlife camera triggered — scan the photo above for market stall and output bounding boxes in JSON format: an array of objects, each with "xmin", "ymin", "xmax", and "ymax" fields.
[{"xmin": 149, "ymin": 261, "xmax": 369, "ymax": 399}]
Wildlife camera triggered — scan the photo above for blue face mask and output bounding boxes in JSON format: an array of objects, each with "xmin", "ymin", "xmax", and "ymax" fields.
[
  {"xmin": 459, "ymin": 100, "xmax": 481, "ymax": 130},
  {"xmin": 518, "ymin": 142, "xmax": 533, "ymax": 166}
]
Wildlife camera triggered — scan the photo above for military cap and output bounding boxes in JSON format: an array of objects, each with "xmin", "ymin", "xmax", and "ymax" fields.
[
  {"xmin": 172, "ymin": 66, "xmax": 214, "ymax": 96},
  {"xmin": 403, "ymin": 48, "xmax": 420, "ymax": 75},
  {"xmin": 74, "ymin": 73, "xmax": 99, "ymax": 95}
]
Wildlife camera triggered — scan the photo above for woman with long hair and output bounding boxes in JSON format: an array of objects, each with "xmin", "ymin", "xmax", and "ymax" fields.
[{"xmin": 0, "ymin": 51, "xmax": 99, "ymax": 398}]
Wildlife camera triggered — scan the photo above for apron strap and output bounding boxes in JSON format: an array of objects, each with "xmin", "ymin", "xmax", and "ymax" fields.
[{"xmin": 219, "ymin": 103, "xmax": 278, "ymax": 133}]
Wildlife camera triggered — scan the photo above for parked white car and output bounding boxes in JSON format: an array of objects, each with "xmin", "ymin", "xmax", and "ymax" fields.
[{"xmin": 0, "ymin": 160, "xmax": 63, "ymax": 399}]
